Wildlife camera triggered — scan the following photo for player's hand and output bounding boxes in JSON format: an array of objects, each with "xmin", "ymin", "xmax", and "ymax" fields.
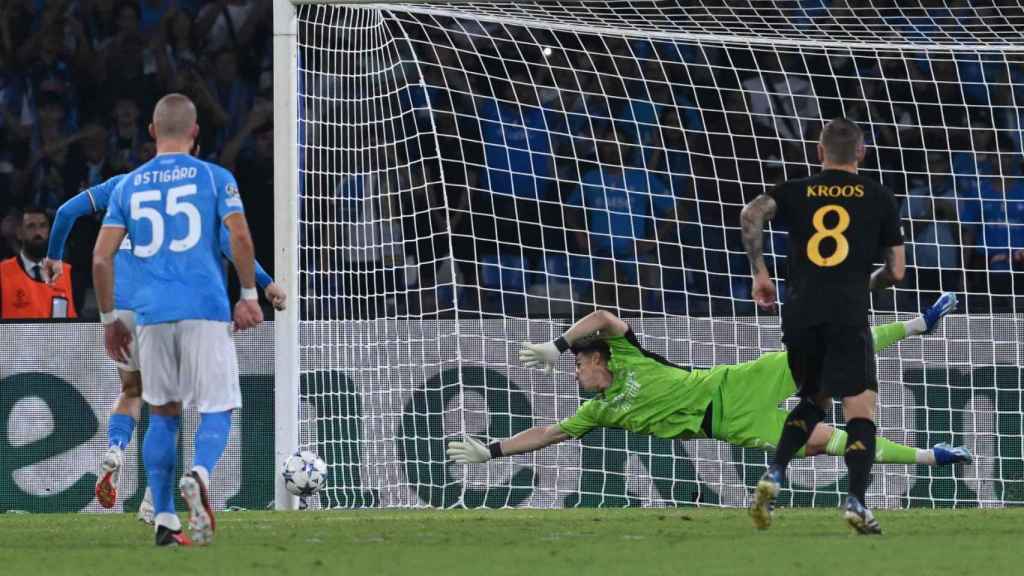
[
  {"xmin": 752, "ymin": 271, "xmax": 777, "ymax": 312},
  {"xmin": 42, "ymin": 258, "xmax": 62, "ymax": 284},
  {"xmin": 518, "ymin": 341, "xmax": 561, "ymax": 374},
  {"xmin": 264, "ymin": 282, "xmax": 287, "ymax": 311},
  {"xmin": 233, "ymin": 299, "xmax": 263, "ymax": 331},
  {"xmin": 104, "ymin": 320, "xmax": 132, "ymax": 364},
  {"xmin": 447, "ymin": 436, "xmax": 491, "ymax": 464}
]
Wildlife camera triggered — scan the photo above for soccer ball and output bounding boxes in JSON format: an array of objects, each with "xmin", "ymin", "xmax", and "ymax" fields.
[{"xmin": 281, "ymin": 450, "xmax": 327, "ymax": 497}]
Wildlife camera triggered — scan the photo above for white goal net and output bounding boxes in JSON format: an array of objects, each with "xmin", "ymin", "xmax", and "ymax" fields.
[{"xmin": 288, "ymin": 0, "xmax": 1024, "ymax": 509}]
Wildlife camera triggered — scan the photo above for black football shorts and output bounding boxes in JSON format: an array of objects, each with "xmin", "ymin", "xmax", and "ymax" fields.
[{"xmin": 782, "ymin": 323, "xmax": 877, "ymax": 399}]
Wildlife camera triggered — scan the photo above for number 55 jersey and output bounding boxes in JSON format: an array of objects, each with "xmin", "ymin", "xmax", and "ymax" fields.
[{"xmin": 103, "ymin": 153, "xmax": 244, "ymax": 326}]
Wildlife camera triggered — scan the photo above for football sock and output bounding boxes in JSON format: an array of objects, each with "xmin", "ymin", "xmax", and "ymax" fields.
[
  {"xmin": 825, "ymin": 428, "xmax": 923, "ymax": 464},
  {"xmin": 905, "ymin": 316, "xmax": 928, "ymax": 336},
  {"xmin": 107, "ymin": 413, "xmax": 135, "ymax": 450},
  {"xmin": 871, "ymin": 322, "xmax": 907, "ymax": 352},
  {"xmin": 194, "ymin": 410, "xmax": 232, "ymax": 477},
  {"xmin": 143, "ymin": 414, "xmax": 180, "ymax": 516},
  {"xmin": 845, "ymin": 418, "xmax": 877, "ymax": 504},
  {"xmin": 154, "ymin": 512, "xmax": 181, "ymax": 531},
  {"xmin": 773, "ymin": 399, "xmax": 826, "ymax": 472}
]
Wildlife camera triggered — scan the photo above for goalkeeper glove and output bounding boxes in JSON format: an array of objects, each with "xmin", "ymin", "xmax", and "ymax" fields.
[
  {"xmin": 518, "ymin": 337, "xmax": 569, "ymax": 374},
  {"xmin": 447, "ymin": 436, "xmax": 494, "ymax": 464}
]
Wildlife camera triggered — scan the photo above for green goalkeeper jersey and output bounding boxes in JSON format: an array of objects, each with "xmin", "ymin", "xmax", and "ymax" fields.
[{"xmin": 558, "ymin": 331, "xmax": 729, "ymax": 440}]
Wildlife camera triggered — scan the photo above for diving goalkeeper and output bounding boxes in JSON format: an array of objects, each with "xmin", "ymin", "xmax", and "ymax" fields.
[{"xmin": 447, "ymin": 293, "xmax": 970, "ymax": 467}]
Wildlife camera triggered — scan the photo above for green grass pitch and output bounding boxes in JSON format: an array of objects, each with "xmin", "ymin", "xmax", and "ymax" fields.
[{"xmin": 4, "ymin": 508, "xmax": 1020, "ymax": 575}]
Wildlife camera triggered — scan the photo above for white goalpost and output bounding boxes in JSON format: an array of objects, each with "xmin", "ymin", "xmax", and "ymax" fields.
[{"xmin": 274, "ymin": 0, "xmax": 1024, "ymax": 511}]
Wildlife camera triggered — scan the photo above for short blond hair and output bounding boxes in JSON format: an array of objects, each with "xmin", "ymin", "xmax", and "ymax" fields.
[
  {"xmin": 152, "ymin": 93, "xmax": 197, "ymax": 140},
  {"xmin": 820, "ymin": 118, "xmax": 864, "ymax": 165}
]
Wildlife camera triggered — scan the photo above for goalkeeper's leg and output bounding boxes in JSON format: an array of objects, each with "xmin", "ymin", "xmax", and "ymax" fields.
[
  {"xmin": 870, "ymin": 291, "xmax": 959, "ymax": 353},
  {"xmin": 720, "ymin": 407, "xmax": 971, "ymax": 465},
  {"xmin": 805, "ymin": 423, "xmax": 973, "ymax": 465},
  {"xmin": 725, "ymin": 295, "xmax": 950, "ymax": 412}
]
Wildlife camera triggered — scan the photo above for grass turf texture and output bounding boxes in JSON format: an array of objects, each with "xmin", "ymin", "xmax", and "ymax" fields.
[{"xmin": 3, "ymin": 508, "xmax": 1018, "ymax": 575}]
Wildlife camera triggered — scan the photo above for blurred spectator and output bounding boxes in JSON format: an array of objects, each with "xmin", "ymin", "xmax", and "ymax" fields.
[
  {"xmin": 100, "ymin": 3, "xmax": 161, "ymax": 109},
  {"xmin": 220, "ymin": 93, "xmax": 273, "ymax": 273},
  {"xmin": 195, "ymin": 0, "xmax": 266, "ymax": 55},
  {"xmin": 107, "ymin": 96, "xmax": 146, "ymax": 173},
  {"xmin": 23, "ymin": 18, "xmax": 79, "ymax": 132},
  {"xmin": 65, "ymin": 123, "xmax": 117, "ymax": 190},
  {"xmin": 140, "ymin": 0, "xmax": 177, "ymax": 33},
  {"xmin": 0, "ymin": 210, "xmax": 20, "ymax": 261},
  {"xmin": 951, "ymin": 114, "xmax": 1004, "ymax": 196},
  {"xmin": 477, "ymin": 68, "xmax": 559, "ymax": 267},
  {"xmin": 82, "ymin": 0, "xmax": 120, "ymax": 52},
  {"xmin": 566, "ymin": 127, "xmax": 673, "ymax": 312},
  {"xmin": 742, "ymin": 51, "xmax": 819, "ymax": 163},
  {"xmin": 0, "ymin": 207, "xmax": 76, "ymax": 319},
  {"xmin": 18, "ymin": 92, "xmax": 83, "ymax": 212},
  {"xmin": 903, "ymin": 153, "xmax": 963, "ymax": 308},
  {"xmin": 190, "ymin": 48, "xmax": 252, "ymax": 155},
  {"xmin": 153, "ymin": 5, "xmax": 199, "ymax": 90},
  {"xmin": 976, "ymin": 169, "xmax": 1024, "ymax": 272}
]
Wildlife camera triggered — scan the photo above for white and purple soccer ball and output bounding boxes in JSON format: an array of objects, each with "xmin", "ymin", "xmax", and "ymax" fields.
[{"xmin": 281, "ymin": 450, "xmax": 328, "ymax": 497}]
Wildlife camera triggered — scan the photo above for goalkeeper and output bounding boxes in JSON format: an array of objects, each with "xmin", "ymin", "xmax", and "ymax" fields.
[{"xmin": 448, "ymin": 293, "xmax": 970, "ymax": 468}]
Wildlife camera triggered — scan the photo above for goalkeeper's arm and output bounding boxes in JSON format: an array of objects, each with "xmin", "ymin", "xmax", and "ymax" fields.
[
  {"xmin": 447, "ymin": 424, "xmax": 570, "ymax": 463},
  {"xmin": 519, "ymin": 310, "xmax": 629, "ymax": 372}
]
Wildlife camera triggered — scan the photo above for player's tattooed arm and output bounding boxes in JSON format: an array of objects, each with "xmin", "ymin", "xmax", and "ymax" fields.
[{"xmin": 740, "ymin": 194, "xmax": 777, "ymax": 275}]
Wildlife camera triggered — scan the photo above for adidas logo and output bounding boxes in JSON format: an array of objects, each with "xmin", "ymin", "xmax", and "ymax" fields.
[
  {"xmin": 786, "ymin": 419, "xmax": 808, "ymax": 433},
  {"xmin": 846, "ymin": 441, "xmax": 867, "ymax": 452}
]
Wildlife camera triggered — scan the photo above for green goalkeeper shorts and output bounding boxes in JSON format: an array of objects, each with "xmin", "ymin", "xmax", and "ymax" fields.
[{"xmin": 711, "ymin": 350, "xmax": 799, "ymax": 451}]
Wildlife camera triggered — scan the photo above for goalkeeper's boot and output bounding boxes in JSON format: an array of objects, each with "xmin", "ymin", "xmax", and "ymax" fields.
[
  {"xmin": 95, "ymin": 446, "xmax": 123, "ymax": 509},
  {"xmin": 155, "ymin": 525, "xmax": 192, "ymax": 547},
  {"xmin": 137, "ymin": 487, "xmax": 155, "ymax": 525},
  {"xmin": 750, "ymin": 467, "xmax": 782, "ymax": 529},
  {"xmin": 923, "ymin": 292, "xmax": 958, "ymax": 335},
  {"xmin": 933, "ymin": 443, "xmax": 973, "ymax": 465},
  {"xmin": 844, "ymin": 495, "xmax": 882, "ymax": 535},
  {"xmin": 180, "ymin": 470, "xmax": 216, "ymax": 545}
]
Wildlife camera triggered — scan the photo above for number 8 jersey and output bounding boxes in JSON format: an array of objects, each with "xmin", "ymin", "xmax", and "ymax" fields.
[
  {"xmin": 768, "ymin": 168, "xmax": 903, "ymax": 328},
  {"xmin": 103, "ymin": 153, "xmax": 244, "ymax": 326}
]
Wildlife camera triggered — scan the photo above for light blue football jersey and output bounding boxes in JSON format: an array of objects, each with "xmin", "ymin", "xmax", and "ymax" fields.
[
  {"xmin": 48, "ymin": 174, "xmax": 138, "ymax": 310},
  {"xmin": 103, "ymin": 153, "xmax": 245, "ymax": 325}
]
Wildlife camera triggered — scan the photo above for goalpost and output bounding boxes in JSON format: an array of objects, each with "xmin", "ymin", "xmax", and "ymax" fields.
[{"xmin": 274, "ymin": 0, "xmax": 1024, "ymax": 511}]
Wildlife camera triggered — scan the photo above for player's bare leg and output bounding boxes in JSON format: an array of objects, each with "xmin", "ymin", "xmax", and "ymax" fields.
[{"xmin": 96, "ymin": 369, "xmax": 142, "ymax": 509}]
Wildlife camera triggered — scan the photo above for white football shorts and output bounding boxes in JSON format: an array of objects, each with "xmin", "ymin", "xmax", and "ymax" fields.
[
  {"xmin": 113, "ymin": 309, "xmax": 140, "ymax": 372},
  {"xmin": 137, "ymin": 320, "xmax": 241, "ymax": 413}
]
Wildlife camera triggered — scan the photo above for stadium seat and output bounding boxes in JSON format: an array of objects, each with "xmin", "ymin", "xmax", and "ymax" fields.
[
  {"xmin": 568, "ymin": 255, "xmax": 594, "ymax": 301},
  {"xmin": 480, "ymin": 254, "xmax": 527, "ymax": 314}
]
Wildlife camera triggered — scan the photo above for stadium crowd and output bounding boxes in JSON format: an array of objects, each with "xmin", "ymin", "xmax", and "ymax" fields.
[
  {"xmin": 1, "ymin": 1, "xmax": 1022, "ymax": 320},
  {"xmin": 0, "ymin": 0, "xmax": 274, "ymax": 318},
  {"xmin": 383, "ymin": 5, "xmax": 1024, "ymax": 318}
]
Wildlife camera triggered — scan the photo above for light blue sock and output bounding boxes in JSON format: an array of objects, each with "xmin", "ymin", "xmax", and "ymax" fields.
[
  {"xmin": 107, "ymin": 414, "xmax": 135, "ymax": 449},
  {"xmin": 143, "ymin": 414, "xmax": 180, "ymax": 516},
  {"xmin": 194, "ymin": 410, "xmax": 232, "ymax": 475}
]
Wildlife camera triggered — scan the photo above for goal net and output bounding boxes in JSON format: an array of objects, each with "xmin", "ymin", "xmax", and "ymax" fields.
[{"xmin": 285, "ymin": 0, "xmax": 1024, "ymax": 509}]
